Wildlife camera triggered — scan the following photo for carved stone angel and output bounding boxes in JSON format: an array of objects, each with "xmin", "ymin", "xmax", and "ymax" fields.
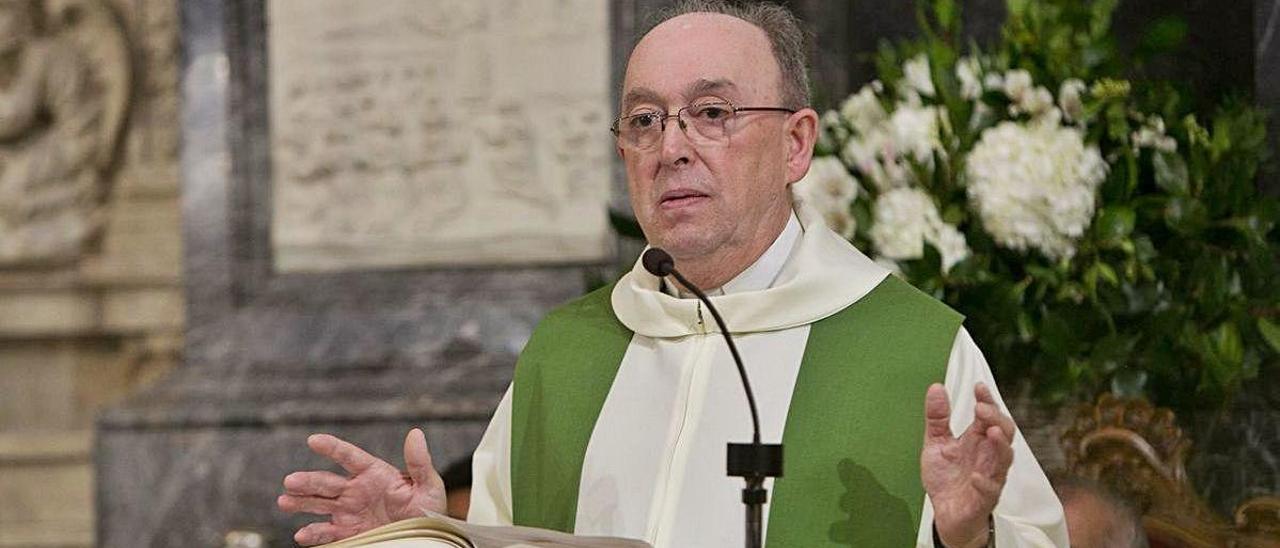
[{"xmin": 0, "ymin": 0, "xmax": 130, "ymax": 266}]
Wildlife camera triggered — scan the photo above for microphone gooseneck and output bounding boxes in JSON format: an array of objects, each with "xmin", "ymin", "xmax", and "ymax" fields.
[
  {"xmin": 641, "ymin": 248, "xmax": 761, "ymax": 445},
  {"xmin": 641, "ymin": 248, "xmax": 783, "ymax": 548}
]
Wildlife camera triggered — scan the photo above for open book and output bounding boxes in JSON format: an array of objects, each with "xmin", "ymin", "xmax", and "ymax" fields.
[{"xmin": 317, "ymin": 513, "xmax": 653, "ymax": 548}]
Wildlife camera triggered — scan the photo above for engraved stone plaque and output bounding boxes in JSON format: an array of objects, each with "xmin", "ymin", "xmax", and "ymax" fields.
[{"xmin": 267, "ymin": 0, "xmax": 611, "ymax": 272}]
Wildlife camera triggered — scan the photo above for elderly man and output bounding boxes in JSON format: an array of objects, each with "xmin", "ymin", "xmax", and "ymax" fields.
[{"xmin": 278, "ymin": 2, "xmax": 1068, "ymax": 546}]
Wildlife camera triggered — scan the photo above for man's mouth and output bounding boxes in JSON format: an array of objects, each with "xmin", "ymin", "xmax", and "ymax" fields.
[{"xmin": 659, "ymin": 189, "xmax": 710, "ymax": 210}]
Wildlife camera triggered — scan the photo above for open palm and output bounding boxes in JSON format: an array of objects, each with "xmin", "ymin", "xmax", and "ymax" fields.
[
  {"xmin": 278, "ymin": 429, "xmax": 447, "ymax": 546},
  {"xmin": 920, "ymin": 383, "xmax": 1014, "ymax": 548}
]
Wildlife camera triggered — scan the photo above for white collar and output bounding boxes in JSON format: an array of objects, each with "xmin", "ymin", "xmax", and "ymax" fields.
[
  {"xmin": 662, "ymin": 212, "xmax": 802, "ymax": 298},
  {"xmin": 613, "ymin": 195, "xmax": 891, "ymax": 337}
]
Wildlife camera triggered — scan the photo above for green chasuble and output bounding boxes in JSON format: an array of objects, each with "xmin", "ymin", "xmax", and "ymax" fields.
[{"xmin": 510, "ymin": 275, "xmax": 962, "ymax": 546}]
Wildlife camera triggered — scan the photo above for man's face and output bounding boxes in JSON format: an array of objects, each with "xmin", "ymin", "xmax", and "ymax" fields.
[{"xmin": 619, "ymin": 13, "xmax": 806, "ymax": 261}]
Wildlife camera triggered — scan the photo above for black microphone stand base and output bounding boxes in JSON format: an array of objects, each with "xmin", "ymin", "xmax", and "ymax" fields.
[{"xmin": 727, "ymin": 442, "xmax": 783, "ymax": 548}]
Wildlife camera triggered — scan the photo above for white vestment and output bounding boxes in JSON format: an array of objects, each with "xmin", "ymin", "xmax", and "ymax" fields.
[{"xmin": 469, "ymin": 203, "xmax": 1069, "ymax": 547}]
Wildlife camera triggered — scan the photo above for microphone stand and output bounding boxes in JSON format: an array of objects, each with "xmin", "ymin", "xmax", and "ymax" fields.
[{"xmin": 648, "ymin": 251, "xmax": 783, "ymax": 548}]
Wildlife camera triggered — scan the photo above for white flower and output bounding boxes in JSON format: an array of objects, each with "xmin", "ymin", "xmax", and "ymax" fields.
[
  {"xmin": 1058, "ymin": 79, "xmax": 1086, "ymax": 122},
  {"xmin": 870, "ymin": 187, "xmax": 970, "ymax": 272},
  {"xmin": 1014, "ymin": 86, "xmax": 1055, "ymax": 117},
  {"xmin": 1132, "ymin": 116, "xmax": 1177, "ymax": 153},
  {"xmin": 840, "ymin": 129, "xmax": 887, "ymax": 174},
  {"xmin": 957, "ymin": 56, "xmax": 983, "ymax": 100},
  {"xmin": 983, "ymin": 73, "xmax": 1005, "ymax": 92},
  {"xmin": 889, "ymin": 104, "xmax": 944, "ymax": 165},
  {"xmin": 903, "ymin": 54, "xmax": 937, "ymax": 97},
  {"xmin": 818, "ymin": 110, "xmax": 848, "ymax": 152},
  {"xmin": 793, "ymin": 156, "xmax": 859, "ymax": 238},
  {"xmin": 1003, "ymin": 69, "xmax": 1033, "ymax": 100},
  {"xmin": 966, "ymin": 121, "xmax": 1108, "ymax": 260},
  {"xmin": 839, "ymin": 84, "xmax": 888, "ymax": 132}
]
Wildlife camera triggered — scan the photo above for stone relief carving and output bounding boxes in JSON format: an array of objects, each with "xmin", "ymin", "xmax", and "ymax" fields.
[
  {"xmin": 0, "ymin": 0, "xmax": 131, "ymax": 266},
  {"xmin": 268, "ymin": 0, "xmax": 612, "ymax": 272}
]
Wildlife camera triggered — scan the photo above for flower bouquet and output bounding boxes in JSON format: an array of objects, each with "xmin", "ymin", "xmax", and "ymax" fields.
[{"xmin": 794, "ymin": 0, "xmax": 1280, "ymax": 413}]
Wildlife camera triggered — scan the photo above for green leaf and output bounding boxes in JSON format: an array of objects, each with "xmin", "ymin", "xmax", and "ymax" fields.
[
  {"xmin": 1165, "ymin": 196, "xmax": 1209, "ymax": 234},
  {"xmin": 933, "ymin": 0, "xmax": 958, "ymax": 29},
  {"xmin": 1259, "ymin": 317, "xmax": 1280, "ymax": 355},
  {"xmin": 1210, "ymin": 322, "xmax": 1244, "ymax": 370},
  {"xmin": 1153, "ymin": 151, "xmax": 1189, "ymax": 195},
  {"xmin": 1094, "ymin": 206, "xmax": 1136, "ymax": 241},
  {"xmin": 1139, "ymin": 17, "xmax": 1188, "ymax": 53}
]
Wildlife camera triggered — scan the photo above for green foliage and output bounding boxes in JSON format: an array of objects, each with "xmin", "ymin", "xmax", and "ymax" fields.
[{"xmin": 826, "ymin": 0, "xmax": 1280, "ymax": 416}]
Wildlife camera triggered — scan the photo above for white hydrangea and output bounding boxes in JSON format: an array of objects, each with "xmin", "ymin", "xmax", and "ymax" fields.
[
  {"xmin": 840, "ymin": 128, "xmax": 888, "ymax": 174},
  {"xmin": 956, "ymin": 56, "xmax": 983, "ymax": 100},
  {"xmin": 966, "ymin": 121, "xmax": 1108, "ymax": 260},
  {"xmin": 1003, "ymin": 69, "xmax": 1033, "ymax": 99},
  {"xmin": 793, "ymin": 156, "xmax": 859, "ymax": 239},
  {"xmin": 1058, "ymin": 79, "xmax": 1086, "ymax": 122},
  {"xmin": 903, "ymin": 54, "xmax": 937, "ymax": 98},
  {"xmin": 870, "ymin": 187, "xmax": 970, "ymax": 272},
  {"xmin": 839, "ymin": 83, "xmax": 888, "ymax": 132},
  {"xmin": 889, "ymin": 104, "xmax": 944, "ymax": 165},
  {"xmin": 997, "ymin": 70, "xmax": 1051, "ymax": 117}
]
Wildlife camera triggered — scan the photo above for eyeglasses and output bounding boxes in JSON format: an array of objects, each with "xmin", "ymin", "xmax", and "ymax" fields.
[{"xmin": 611, "ymin": 99, "xmax": 796, "ymax": 151}]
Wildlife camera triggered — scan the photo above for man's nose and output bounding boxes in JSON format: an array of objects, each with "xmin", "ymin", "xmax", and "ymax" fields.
[{"xmin": 658, "ymin": 113, "xmax": 692, "ymax": 166}]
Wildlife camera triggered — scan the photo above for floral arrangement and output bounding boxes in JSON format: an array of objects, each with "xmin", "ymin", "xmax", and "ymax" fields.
[{"xmin": 794, "ymin": 0, "xmax": 1280, "ymax": 413}]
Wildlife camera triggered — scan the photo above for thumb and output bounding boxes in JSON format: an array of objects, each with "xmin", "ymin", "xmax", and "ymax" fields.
[
  {"xmin": 404, "ymin": 428, "xmax": 439, "ymax": 487},
  {"xmin": 924, "ymin": 383, "xmax": 953, "ymax": 442}
]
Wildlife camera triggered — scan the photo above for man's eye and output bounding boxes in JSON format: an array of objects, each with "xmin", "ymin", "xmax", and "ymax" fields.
[
  {"xmin": 690, "ymin": 104, "xmax": 732, "ymax": 120},
  {"xmin": 628, "ymin": 113, "xmax": 659, "ymax": 129}
]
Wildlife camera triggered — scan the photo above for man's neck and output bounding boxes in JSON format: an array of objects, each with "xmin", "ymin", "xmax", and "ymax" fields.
[{"xmin": 669, "ymin": 207, "xmax": 792, "ymax": 292}]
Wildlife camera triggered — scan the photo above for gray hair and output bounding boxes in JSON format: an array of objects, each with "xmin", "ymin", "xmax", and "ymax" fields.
[{"xmin": 642, "ymin": 0, "xmax": 811, "ymax": 109}]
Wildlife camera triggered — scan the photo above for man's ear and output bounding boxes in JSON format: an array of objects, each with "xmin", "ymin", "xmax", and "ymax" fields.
[{"xmin": 784, "ymin": 108, "xmax": 819, "ymax": 185}]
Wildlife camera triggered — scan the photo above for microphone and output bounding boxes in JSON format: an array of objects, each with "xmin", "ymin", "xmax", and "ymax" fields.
[{"xmin": 641, "ymin": 248, "xmax": 782, "ymax": 548}]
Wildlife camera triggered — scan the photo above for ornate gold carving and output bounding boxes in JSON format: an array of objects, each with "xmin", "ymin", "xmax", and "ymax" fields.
[
  {"xmin": 0, "ymin": 0, "xmax": 131, "ymax": 266},
  {"xmin": 1062, "ymin": 394, "xmax": 1280, "ymax": 547}
]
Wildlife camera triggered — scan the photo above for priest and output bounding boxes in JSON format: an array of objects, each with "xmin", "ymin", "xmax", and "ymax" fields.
[{"xmin": 278, "ymin": 2, "xmax": 1069, "ymax": 546}]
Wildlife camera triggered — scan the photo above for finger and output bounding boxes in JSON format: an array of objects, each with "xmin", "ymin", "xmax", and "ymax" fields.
[
  {"xmin": 309, "ymin": 433, "xmax": 380, "ymax": 475},
  {"xmin": 295, "ymin": 522, "xmax": 345, "ymax": 547},
  {"xmin": 974, "ymin": 382, "xmax": 996, "ymax": 405},
  {"xmin": 923, "ymin": 383, "xmax": 953, "ymax": 442},
  {"xmin": 986, "ymin": 425, "xmax": 1015, "ymax": 479},
  {"xmin": 972, "ymin": 425, "xmax": 1014, "ymax": 482},
  {"xmin": 283, "ymin": 470, "xmax": 347, "ymax": 498},
  {"xmin": 277, "ymin": 494, "xmax": 339, "ymax": 516},
  {"xmin": 973, "ymin": 399, "xmax": 1016, "ymax": 441},
  {"xmin": 404, "ymin": 428, "xmax": 442, "ymax": 488}
]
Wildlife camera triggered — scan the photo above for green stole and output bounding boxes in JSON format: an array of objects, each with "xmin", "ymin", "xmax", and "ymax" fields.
[{"xmin": 510, "ymin": 275, "xmax": 962, "ymax": 546}]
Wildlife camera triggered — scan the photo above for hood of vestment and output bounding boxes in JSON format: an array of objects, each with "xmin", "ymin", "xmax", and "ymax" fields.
[{"xmin": 611, "ymin": 197, "xmax": 892, "ymax": 338}]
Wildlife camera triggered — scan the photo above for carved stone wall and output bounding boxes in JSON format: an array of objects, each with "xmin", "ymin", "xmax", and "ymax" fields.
[
  {"xmin": 0, "ymin": 0, "xmax": 183, "ymax": 546},
  {"xmin": 93, "ymin": 1, "xmax": 610, "ymax": 546},
  {"xmin": 268, "ymin": 0, "xmax": 611, "ymax": 272}
]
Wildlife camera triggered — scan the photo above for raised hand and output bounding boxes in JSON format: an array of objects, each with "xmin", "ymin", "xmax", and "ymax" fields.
[
  {"xmin": 277, "ymin": 428, "xmax": 448, "ymax": 546},
  {"xmin": 920, "ymin": 383, "xmax": 1015, "ymax": 548}
]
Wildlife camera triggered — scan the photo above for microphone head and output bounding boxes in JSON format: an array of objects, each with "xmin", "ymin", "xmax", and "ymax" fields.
[{"xmin": 641, "ymin": 248, "xmax": 675, "ymax": 277}]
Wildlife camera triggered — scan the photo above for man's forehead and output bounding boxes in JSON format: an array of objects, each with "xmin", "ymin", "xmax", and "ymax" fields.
[
  {"xmin": 622, "ymin": 12, "xmax": 777, "ymax": 107},
  {"xmin": 623, "ymin": 78, "xmax": 740, "ymax": 108}
]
